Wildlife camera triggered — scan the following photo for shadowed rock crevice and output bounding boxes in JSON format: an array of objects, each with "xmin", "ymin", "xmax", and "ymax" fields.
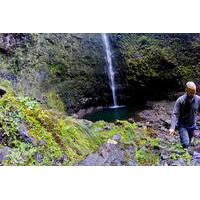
[{"xmin": 0, "ymin": 87, "xmax": 6, "ymax": 97}]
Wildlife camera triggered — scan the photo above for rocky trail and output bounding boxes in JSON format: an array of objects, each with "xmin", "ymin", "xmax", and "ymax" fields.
[
  {"xmin": 78, "ymin": 135, "xmax": 137, "ymax": 166},
  {"xmin": 78, "ymin": 100, "xmax": 200, "ymax": 166}
]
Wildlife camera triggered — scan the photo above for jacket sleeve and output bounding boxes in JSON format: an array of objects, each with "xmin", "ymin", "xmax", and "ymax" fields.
[{"xmin": 170, "ymin": 98, "xmax": 181, "ymax": 130}]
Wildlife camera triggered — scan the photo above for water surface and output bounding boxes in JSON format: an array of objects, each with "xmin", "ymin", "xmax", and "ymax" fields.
[{"xmin": 83, "ymin": 106, "xmax": 137, "ymax": 122}]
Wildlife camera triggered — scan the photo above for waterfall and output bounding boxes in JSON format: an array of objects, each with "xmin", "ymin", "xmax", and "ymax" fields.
[{"xmin": 101, "ymin": 33, "xmax": 118, "ymax": 108}]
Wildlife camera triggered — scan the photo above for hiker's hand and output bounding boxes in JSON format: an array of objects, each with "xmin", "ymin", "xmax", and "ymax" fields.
[{"xmin": 169, "ymin": 128, "xmax": 175, "ymax": 135}]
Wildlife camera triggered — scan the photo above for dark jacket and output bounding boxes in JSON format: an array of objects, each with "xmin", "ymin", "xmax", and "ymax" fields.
[{"xmin": 170, "ymin": 93, "xmax": 200, "ymax": 129}]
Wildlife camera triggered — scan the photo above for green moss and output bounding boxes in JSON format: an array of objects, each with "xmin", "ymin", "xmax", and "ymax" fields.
[
  {"xmin": 3, "ymin": 141, "xmax": 38, "ymax": 166},
  {"xmin": 46, "ymin": 89, "xmax": 65, "ymax": 112},
  {"xmin": 135, "ymin": 148, "xmax": 159, "ymax": 165},
  {"xmin": 0, "ymin": 92, "xmax": 106, "ymax": 165},
  {"xmin": 169, "ymin": 150, "xmax": 192, "ymax": 164},
  {"xmin": 0, "ymin": 33, "xmax": 109, "ymax": 113},
  {"xmin": 110, "ymin": 33, "xmax": 200, "ymax": 96}
]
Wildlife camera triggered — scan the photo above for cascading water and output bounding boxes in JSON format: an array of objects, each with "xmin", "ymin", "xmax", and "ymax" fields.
[
  {"xmin": 84, "ymin": 34, "xmax": 128, "ymax": 122},
  {"xmin": 101, "ymin": 33, "xmax": 118, "ymax": 108}
]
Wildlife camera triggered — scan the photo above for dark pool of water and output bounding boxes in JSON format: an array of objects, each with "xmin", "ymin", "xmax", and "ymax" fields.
[{"xmin": 83, "ymin": 105, "xmax": 138, "ymax": 122}]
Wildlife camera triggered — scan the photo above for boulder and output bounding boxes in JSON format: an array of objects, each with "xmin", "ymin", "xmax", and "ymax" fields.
[
  {"xmin": 112, "ymin": 134, "xmax": 121, "ymax": 141},
  {"xmin": 19, "ymin": 123, "xmax": 37, "ymax": 146},
  {"xmin": 0, "ymin": 147, "xmax": 11, "ymax": 162},
  {"xmin": 34, "ymin": 152, "xmax": 43, "ymax": 163}
]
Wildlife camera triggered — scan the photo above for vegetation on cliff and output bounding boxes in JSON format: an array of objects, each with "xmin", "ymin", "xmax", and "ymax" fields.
[
  {"xmin": 0, "ymin": 33, "xmax": 110, "ymax": 113},
  {"xmin": 110, "ymin": 33, "xmax": 200, "ymax": 103},
  {"xmin": 1, "ymin": 33, "xmax": 200, "ymax": 111},
  {"xmin": 0, "ymin": 80, "xmax": 171, "ymax": 166}
]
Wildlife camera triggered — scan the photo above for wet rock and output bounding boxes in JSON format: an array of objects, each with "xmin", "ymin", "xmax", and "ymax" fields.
[
  {"xmin": 112, "ymin": 134, "xmax": 121, "ymax": 141},
  {"xmin": 0, "ymin": 70, "xmax": 16, "ymax": 82},
  {"xmin": 168, "ymin": 137, "xmax": 177, "ymax": 143},
  {"xmin": 192, "ymin": 144, "xmax": 200, "ymax": 153},
  {"xmin": 177, "ymin": 158, "xmax": 185, "ymax": 165},
  {"xmin": 128, "ymin": 145, "xmax": 134, "ymax": 152},
  {"xmin": 171, "ymin": 160, "xmax": 182, "ymax": 166},
  {"xmin": 136, "ymin": 101, "xmax": 174, "ymax": 130},
  {"xmin": 37, "ymin": 140, "xmax": 46, "ymax": 146},
  {"xmin": 19, "ymin": 124, "xmax": 36, "ymax": 146},
  {"xmin": 0, "ymin": 147, "xmax": 11, "ymax": 162},
  {"xmin": 52, "ymin": 154, "xmax": 69, "ymax": 165},
  {"xmin": 159, "ymin": 160, "xmax": 169, "ymax": 166},
  {"xmin": 127, "ymin": 160, "xmax": 138, "ymax": 166},
  {"xmin": 19, "ymin": 125, "xmax": 29, "ymax": 138},
  {"xmin": 137, "ymin": 110, "xmax": 156, "ymax": 123},
  {"xmin": 169, "ymin": 158, "xmax": 185, "ymax": 166},
  {"xmin": 189, "ymin": 159, "xmax": 200, "ymax": 166},
  {"xmin": 160, "ymin": 151, "xmax": 169, "ymax": 160},
  {"xmin": 187, "ymin": 147, "xmax": 194, "ymax": 155},
  {"xmin": 78, "ymin": 142, "xmax": 136, "ymax": 166},
  {"xmin": 25, "ymin": 137, "xmax": 35, "ymax": 145},
  {"xmin": 192, "ymin": 151, "xmax": 200, "ymax": 163},
  {"xmin": 35, "ymin": 152, "xmax": 43, "ymax": 163},
  {"xmin": 76, "ymin": 106, "xmax": 103, "ymax": 118},
  {"xmin": 59, "ymin": 155, "xmax": 68, "ymax": 163}
]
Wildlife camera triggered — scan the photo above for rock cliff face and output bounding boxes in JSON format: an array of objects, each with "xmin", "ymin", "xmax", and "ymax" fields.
[
  {"xmin": 110, "ymin": 33, "xmax": 200, "ymax": 104},
  {"xmin": 0, "ymin": 33, "xmax": 111, "ymax": 113},
  {"xmin": 1, "ymin": 33, "xmax": 200, "ymax": 112}
]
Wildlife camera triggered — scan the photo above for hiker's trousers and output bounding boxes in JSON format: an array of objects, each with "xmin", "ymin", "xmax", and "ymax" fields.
[{"xmin": 179, "ymin": 125, "xmax": 195, "ymax": 148}]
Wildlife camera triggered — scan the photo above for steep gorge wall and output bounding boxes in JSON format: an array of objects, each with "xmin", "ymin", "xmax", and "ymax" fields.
[
  {"xmin": 0, "ymin": 33, "xmax": 111, "ymax": 113},
  {"xmin": 110, "ymin": 33, "xmax": 200, "ymax": 104},
  {"xmin": 1, "ymin": 33, "xmax": 200, "ymax": 113}
]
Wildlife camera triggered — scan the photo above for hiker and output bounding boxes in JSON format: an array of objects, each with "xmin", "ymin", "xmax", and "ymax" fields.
[{"xmin": 169, "ymin": 81, "xmax": 200, "ymax": 148}]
